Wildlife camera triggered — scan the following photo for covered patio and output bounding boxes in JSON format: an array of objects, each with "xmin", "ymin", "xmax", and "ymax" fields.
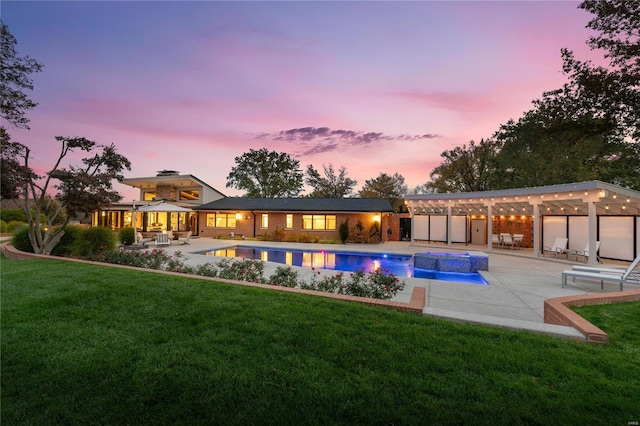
[{"xmin": 404, "ymin": 181, "xmax": 640, "ymax": 265}]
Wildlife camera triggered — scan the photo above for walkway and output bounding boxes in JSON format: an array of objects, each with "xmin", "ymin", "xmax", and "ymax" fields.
[{"xmin": 161, "ymin": 238, "xmax": 637, "ymax": 339}]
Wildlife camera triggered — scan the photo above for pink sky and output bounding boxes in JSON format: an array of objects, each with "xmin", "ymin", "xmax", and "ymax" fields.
[{"xmin": 3, "ymin": 1, "xmax": 603, "ymax": 200}]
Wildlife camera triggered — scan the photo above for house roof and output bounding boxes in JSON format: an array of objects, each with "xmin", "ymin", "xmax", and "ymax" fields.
[
  {"xmin": 197, "ymin": 197, "xmax": 394, "ymax": 213},
  {"xmin": 404, "ymin": 180, "xmax": 640, "ymax": 216},
  {"xmin": 122, "ymin": 173, "xmax": 226, "ymax": 198}
]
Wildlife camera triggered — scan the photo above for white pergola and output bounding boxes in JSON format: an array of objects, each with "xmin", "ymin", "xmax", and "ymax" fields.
[{"xmin": 405, "ymin": 180, "xmax": 640, "ymax": 265}]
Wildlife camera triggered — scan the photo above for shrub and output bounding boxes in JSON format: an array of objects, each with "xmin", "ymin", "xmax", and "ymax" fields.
[
  {"xmin": 267, "ymin": 266, "xmax": 299, "ymax": 287},
  {"xmin": 74, "ymin": 227, "xmax": 116, "ymax": 256},
  {"xmin": 6, "ymin": 220, "xmax": 27, "ymax": 233},
  {"xmin": 0, "ymin": 209, "xmax": 27, "ymax": 223},
  {"xmin": 11, "ymin": 226, "xmax": 36, "ymax": 253},
  {"xmin": 50, "ymin": 225, "xmax": 85, "ymax": 257},
  {"xmin": 339, "ymin": 219, "xmax": 349, "ymax": 243},
  {"xmin": 119, "ymin": 227, "xmax": 135, "ymax": 245},
  {"xmin": 0, "ymin": 220, "xmax": 6, "ymax": 233}
]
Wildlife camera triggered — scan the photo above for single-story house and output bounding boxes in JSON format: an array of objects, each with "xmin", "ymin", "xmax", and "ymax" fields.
[
  {"xmin": 404, "ymin": 180, "xmax": 640, "ymax": 263},
  {"xmin": 196, "ymin": 197, "xmax": 394, "ymax": 242}
]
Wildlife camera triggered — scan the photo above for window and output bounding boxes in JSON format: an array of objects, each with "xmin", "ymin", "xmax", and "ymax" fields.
[
  {"xmin": 143, "ymin": 191, "xmax": 156, "ymax": 201},
  {"xmin": 261, "ymin": 214, "xmax": 269, "ymax": 228},
  {"xmin": 206, "ymin": 213, "xmax": 237, "ymax": 228},
  {"xmin": 179, "ymin": 189, "xmax": 199, "ymax": 201},
  {"xmin": 302, "ymin": 215, "xmax": 336, "ymax": 230},
  {"xmin": 286, "ymin": 214, "xmax": 293, "ymax": 229}
]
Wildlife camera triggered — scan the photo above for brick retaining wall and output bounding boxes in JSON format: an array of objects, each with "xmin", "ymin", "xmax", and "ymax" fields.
[{"xmin": 544, "ymin": 291, "xmax": 640, "ymax": 343}]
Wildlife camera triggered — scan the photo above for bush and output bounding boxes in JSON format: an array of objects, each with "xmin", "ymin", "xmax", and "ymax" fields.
[
  {"xmin": 267, "ymin": 266, "xmax": 300, "ymax": 287},
  {"xmin": 50, "ymin": 225, "xmax": 85, "ymax": 257},
  {"xmin": 119, "ymin": 227, "xmax": 135, "ymax": 246},
  {"xmin": 11, "ymin": 226, "xmax": 38, "ymax": 253},
  {"xmin": 339, "ymin": 219, "xmax": 349, "ymax": 243},
  {"xmin": 6, "ymin": 220, "xmax": 27, "ymax": 233},
  {"xmin": 0, "ymin": 220, "xmax": 6, "ymax": 233},
  {"xmin": 74, "ymin": 227, "xmax": 116, "ymax": 256},
  {"xmin": 0, "ymin": 209, "xmax": 27, "ymax": 223}
]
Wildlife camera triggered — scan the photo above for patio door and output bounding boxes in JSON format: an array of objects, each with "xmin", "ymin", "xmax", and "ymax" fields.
[{"xmin": 471, "ymin": 219, "xmax": 486, "ymax": 245}]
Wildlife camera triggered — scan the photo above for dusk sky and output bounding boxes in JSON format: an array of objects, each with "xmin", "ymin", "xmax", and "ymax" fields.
[{"xmin": 3, "ymin": 1, "xmax": 603, "ymax": 200}]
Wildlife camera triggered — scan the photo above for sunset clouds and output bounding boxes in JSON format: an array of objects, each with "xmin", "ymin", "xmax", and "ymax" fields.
[{"xmin": 2, "ymin": 1, "xmax": 597, "ymax": 198}]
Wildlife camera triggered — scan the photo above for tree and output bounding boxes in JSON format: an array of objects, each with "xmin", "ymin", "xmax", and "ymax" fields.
[
  {"xmin": 427, "ymin": 139, "xmax": 500, "ymax": 193},
  {"xmin": 3, "ymin": 136, "xmax": 131, "ymax": 254},
  {"xmin": 305, "ymin": 163, "xmax": 357, "ymax": 198},
  {"xmin": 358, "ymin": 172, "xmax": 408, "ymax": 212},
  {"xmin": 1, "ymin": 20, "xmax": 43, "ymax": 130},
  {"xmin": 226, "ymin": 148, "xmax": 303, "ymax": 197}
]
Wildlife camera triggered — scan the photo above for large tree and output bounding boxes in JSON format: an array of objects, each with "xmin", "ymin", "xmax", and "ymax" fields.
[
  {"xmin": 226, "ymin": 148, "xmax": 303, "ymax": 197},
  {"xmin": 427, "ymin": 139, "xmax": 500, "ymax": 193},
  {"xmin": 305, "ymin": 163, "xmax": 357, "ymax": 198},
  {"xmin": 1, "ymin": 20, "xmax": 43, "ymax": 130},
  {"xmin": 358, "ymin": 172, "xmax": 408, "ymax": 212},
  {"xmin": 4, "ymin": 136, "xmax": 131, "ymax": 254}
]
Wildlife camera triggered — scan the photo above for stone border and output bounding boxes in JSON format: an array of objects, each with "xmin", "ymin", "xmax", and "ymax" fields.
[
  {"xmin": 0, "ymin": 242, "xmax": 426, "ymax": 314},
  {"xmin": 544, "ymin": 290, "xmax": 640, "ymax": 343}
]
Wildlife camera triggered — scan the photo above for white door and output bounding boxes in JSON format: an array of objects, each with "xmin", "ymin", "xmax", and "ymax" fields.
[{"xmin": 471, "ymin": 219, "xmax": 486, "ymax": 245}]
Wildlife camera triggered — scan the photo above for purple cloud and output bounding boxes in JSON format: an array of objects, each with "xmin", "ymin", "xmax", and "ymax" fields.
[{"xmin": 257, "ymin": 127, "xmax": 439, "ymax": 155}]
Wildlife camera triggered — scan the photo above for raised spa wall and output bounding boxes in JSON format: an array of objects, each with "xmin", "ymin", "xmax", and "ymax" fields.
[{"xmin": 413, "ymin": 251, "xmax": 489, "ymax": 273}]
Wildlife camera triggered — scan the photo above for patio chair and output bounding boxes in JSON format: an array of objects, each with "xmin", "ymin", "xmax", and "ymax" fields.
[
  {"xmin": 543, "ymin": 237, "xmax": 568, "ymax": 259},
  {"xmin": 178, "ymin": 231, "xmax": 192, "ymax": 245},
  {"xmin": 513, "ymin": 234, "xmax": 524, "ymax": 249},
  {"xmin": 502, "ymin": 234, "xmax": 515, "ymax": 250},
  {"xmin": 155, "ymin": 233, "xmax": 171, "ymax": 246},
  {"xmin": 569, "ymin": 241, "xmax": 600, "ymax": 263},
  {"xmin": 561, "ymin": 254, "xmax": 640, "ymax": 291},
  {"xmin": 136, "ymin": 232, "xmax": 151, "ymax": 244},
  {"xmin": 491, "ymin": 234, "xmax": 502, "ymax": 248}
]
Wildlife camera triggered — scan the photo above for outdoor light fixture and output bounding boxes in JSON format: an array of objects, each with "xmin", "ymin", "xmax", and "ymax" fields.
[
  {"xmin": 236, "ymin": 213, "xmax": 242, "ymax": 220},
  {"xmin": 373, "ymin": 214, "xmax": 381, "ymax": 222}
]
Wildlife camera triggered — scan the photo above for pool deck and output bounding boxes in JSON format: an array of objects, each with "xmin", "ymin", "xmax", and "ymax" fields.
[{"xmin": 159, "ymin": 237, "xmax": 638, "ymax": 340}]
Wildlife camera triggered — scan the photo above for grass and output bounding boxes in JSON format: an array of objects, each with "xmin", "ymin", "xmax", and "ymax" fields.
[{"xmin": 2, "ymin": 256, "xmax": 639, "ymax": 425}]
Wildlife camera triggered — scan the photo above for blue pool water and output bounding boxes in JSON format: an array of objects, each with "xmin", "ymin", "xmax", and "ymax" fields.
[{"xmin": 201, "ymin": 246, "xmax": 488, "ymax": 285}]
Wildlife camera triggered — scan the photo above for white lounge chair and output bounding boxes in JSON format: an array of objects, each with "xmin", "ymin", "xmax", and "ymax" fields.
[
  {"xmin": 569, "ymin": 241, "xmax": 600, "ymax": 263},
  {"xmin": 543, "ymin": 237, "xmax": 568, "ymax": 259},
  {"xmin": 491, "ymin": 234, "xmax": 501, "ymax": 248},
  {"xmin": 562, "ymin": 255, "xmax": 640, "ymax": 291},
  {"xmin": 178, "ymin": 231, "xmax": 192, "ymax": 245},
  {"xmin": 155, "ymin": 233, "xmax": 171, "ymax": 246},
  {"xmin": 136, "ymin": 232, "xmax": 151, "ymax": 244}
]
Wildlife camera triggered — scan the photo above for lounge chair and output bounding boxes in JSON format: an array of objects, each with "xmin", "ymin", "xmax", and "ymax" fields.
[
  {"xmin": 491, "ymin": 234, "xmax": 501, "ymax": 248},
  {"xmin": 543, "ymin": 237, "xmax": 568, "ymax": 259},
  {"xmin": 561, "ymin": 254, "xmax": 640, "ymax": 291},
  {"xmin": 569, "ymin": 241, "xmax": 600, "ymax": 263},
  {"xmin": 155, "ymin": 233, "xmax": 171, "ymax": 246},
  {"xmin": 178, "ymin": 231, "xmax": 192, "ymax": 245},
  {"xmin": 136, "ymin": 232, "xmax": 151, "ymax": 244}
]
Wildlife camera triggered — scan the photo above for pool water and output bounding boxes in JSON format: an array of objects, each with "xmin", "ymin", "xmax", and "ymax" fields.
[{"xmin": 201, "ymin": 246, "xmax": 488, "ymax": 285}]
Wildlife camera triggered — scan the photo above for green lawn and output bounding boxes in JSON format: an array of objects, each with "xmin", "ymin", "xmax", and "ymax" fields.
[{"xmin": 2, "ymin": 256, "xmax": 639, "ymax": 425}]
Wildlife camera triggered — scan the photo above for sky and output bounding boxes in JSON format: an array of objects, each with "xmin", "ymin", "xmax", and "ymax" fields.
[{"xmin": 2, "ymin": 0, "xmax": 603, "ymax": 201}]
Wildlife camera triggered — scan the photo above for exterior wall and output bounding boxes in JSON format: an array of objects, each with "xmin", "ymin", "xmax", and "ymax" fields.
[
  {"xmin": 155, "ymin": 185, "xmax": 177, "ymax": 201},
  {"xmin": 491, "ymin": 214, "xmax": 534, "ymax": 247},
  {"xmin": 198, "ymin": 211, "xmax": 390, "ymax": 242},
  {"xmin": 387, "ymin": 213, "xmax": 410, "ymax": 242}
]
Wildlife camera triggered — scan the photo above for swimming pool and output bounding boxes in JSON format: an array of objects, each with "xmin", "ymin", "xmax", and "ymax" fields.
[{"xmin": 200, "ymin": 246, "xmax": 489, "ymax": 285}]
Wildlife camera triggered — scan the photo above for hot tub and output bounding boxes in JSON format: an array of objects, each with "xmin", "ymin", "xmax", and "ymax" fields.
[{"xmin": 413, "ymin": 251, "xmax": 488, "ymax": 273}]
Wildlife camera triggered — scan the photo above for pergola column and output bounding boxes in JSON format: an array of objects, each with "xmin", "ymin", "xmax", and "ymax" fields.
[
  {"xmin": 587, "ymin": 200, "xmax": 598, "ymax": 265},
  {"xmin": 486, "ymin": 201, "xmax": 495, "ymax": 252},
  {"xmin": 447, "ymin": 204, "xmax": 453, "ymax": 246},
  {"xmin": 532, "ymin": 202, "xmax": 541, "ymax": 257}
]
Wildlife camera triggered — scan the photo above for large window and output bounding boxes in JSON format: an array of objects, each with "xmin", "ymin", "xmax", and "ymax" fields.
[
  {"xmin": 302, "ymin": 215, "xmax": 336, "ymax": 230},
  {"xmin": 206, "ymin": 213, "xmax": 237, "ymax": 228},
  {"xmin": 143, "ymin": 191, "xmax": 156, "ymax": 201},
  {"xmin": 286, "ymin": 214, "xmax": 293, "ymax": 229},
  {"xmin": 261, "ymin": 214, "xmax": 269, "ymax": 228}
]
